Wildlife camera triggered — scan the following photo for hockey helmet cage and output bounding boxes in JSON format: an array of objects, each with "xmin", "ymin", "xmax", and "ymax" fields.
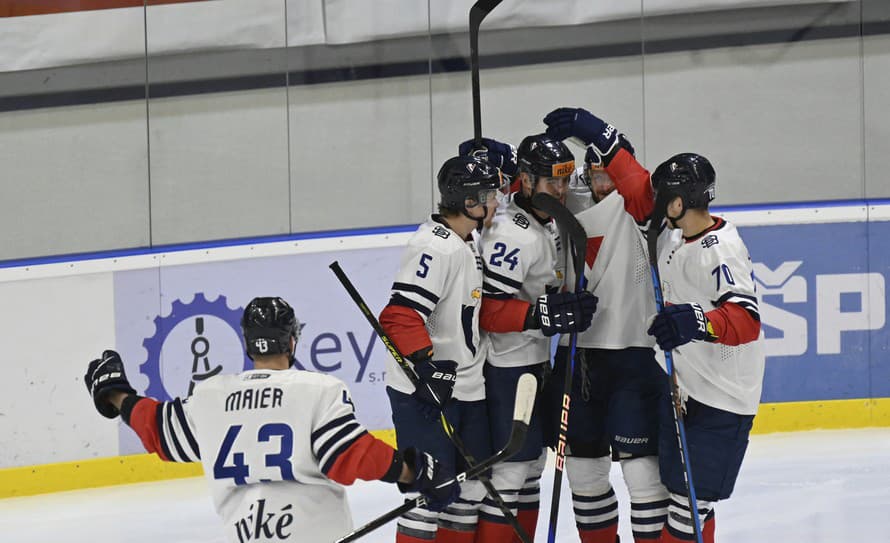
[
  {"xmin": 517, "ymin": 134, "xmax": 575, "ymax": 178},
  {"xmin": 241, "ymin": 297, "xmax": 301, "ymax": 359},
  {"xmin": 651, "ymin": 153, "xmax": 716, "ymax": 210},
  {"xmin": 437, "ymin": 155, "xmax": 504, "ymax": 212}
]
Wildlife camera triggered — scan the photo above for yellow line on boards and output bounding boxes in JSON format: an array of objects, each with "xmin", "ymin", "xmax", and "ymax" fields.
[{"xmin": 2, "ymin": 403, "xmax": 888, "ymax": 499}]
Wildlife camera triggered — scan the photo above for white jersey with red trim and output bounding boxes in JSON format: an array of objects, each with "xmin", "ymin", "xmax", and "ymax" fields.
[
  {"xmin": 561, "ymin": 173, "xmax": 656, "ymax": 350},
  {"xmin": 481, "ymin": 194, "xmax": 566, "ymax": 368},
  {"xmin": 384, "ymin": 216, "xmax": 488, "ymax": 401},
  {"xmin": 655, "ymin": 218, "xmax": 765, "ymax": 415},
  {"xmin": 156, "ymin": 369, "xmax": 372, "ymax": 543}
]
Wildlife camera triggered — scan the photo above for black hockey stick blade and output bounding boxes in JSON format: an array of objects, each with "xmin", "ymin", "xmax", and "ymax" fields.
[
  {"xmin": 469, "ymin": 0, "xmax": 502, "ymax": 148},
  {"xmin": 335, "ymin": 374, "xmax": 536, "ymax": 543},
  {"xmin": 531, "ymin": 193, "xmax": 587, "ymax": 291}
]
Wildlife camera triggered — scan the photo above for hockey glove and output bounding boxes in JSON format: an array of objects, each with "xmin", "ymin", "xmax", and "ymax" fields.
[
  {"xmin": 528, "ymin": 291, "xmax": 597, "ymax": 337},
  {"xmin": 85, "ymin": 350, "xmax": 136, "ymax": 419},
  {"xmin": 543, "ymin": 107, "xmax": 626, "ymax": 168},
  {"xmin": 647, "ymin": 303, "xmax": 718, "ymax": 351},
  {"xmin": 412, "ymin": 355, "xmax": 457, "ymax": 421},
  {"xmin": 398, "ymin": 447, "xmax": 460, "ymax": 512},
  {"xmin": 458, "ymin": 136, "xmax": 519, "ymax": 177}
]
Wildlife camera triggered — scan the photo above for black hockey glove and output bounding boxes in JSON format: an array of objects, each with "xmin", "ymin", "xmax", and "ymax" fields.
[
  {"xmin": 411, "ymin": 352, "xmax": 457, "ymax": 421},
  {"xmin": 85, "ymin": 350, "xmax": 136, "ymax": 419},
  {"xmin": 543, "ymin": 107, "xmax": 628, "ymax": 168},
  {"xmin": 647, "ymin": 303, "xmax": 718, "ymax": 351},
  {"xmin": 458, "ymin": 136, "xmax": 519, "ymax": 177},
  {"xmin": 527, "ymin": 291, "xmax": 597, "ymax": 337},
  {"xmin": 397, "ymin": 447, "xmax": 460, "ymax": 512}
]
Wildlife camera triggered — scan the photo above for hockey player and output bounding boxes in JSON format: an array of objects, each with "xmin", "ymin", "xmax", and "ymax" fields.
[
  {"xmin": 645, "ymin": 153, "xmax": 765, "ymax": 543},
  {"xmin": 84, "ymin": 296, "xmax": 459, "ymax": 543},
  {"xmin": 541, "ymin": 107, "xmax": 671, "ymax": 543},
  {"xmin": 460, "ymin": 135, "xmax": 598, "ymax": 542},
  {"xmin": 378, "ymin": 155, "xmax": 504, "ymax": 543}
]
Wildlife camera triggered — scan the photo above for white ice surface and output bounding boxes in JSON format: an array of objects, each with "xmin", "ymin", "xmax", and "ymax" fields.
[{"xmin": 1, "ymin": 428, "xmax": 888, "ymax": 542}]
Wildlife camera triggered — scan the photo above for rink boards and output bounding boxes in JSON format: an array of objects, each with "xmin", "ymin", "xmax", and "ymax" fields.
[{"xmin": 0, "ymin": 200, "xmax": 888, "ymax": 497}]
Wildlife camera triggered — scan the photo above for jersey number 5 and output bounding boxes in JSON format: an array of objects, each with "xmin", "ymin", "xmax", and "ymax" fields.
[{"xmin": 214, "ymin": 423, "xmax": 295, "ymax": 485}]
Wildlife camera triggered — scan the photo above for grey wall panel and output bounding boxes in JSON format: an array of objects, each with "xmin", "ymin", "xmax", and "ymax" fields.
[
  {"xmin": 287, "ymin": 75, "xmax": 434, "ymax": 231},
  {"xmin": 864, "ymin": 33, "xmax": 890, "ymax": 200},
  {"xmin": 430, "ymin": 55, "xmax": 646, "ymax": 181},
  {"xmin": 642, "ymin": 37, "xmax": 864, "ymax": 205},
  {"xmin": 0, "ymin": 102, "xmax": 150, "ymax": 260},
  {"xmin": 147, "ymin": 89, "xmax": 291, "ymax": 245}
]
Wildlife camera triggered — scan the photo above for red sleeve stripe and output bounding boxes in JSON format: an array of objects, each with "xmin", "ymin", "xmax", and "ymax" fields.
[
  {"xmin": 480, "ymin": 295, "xmax": 530, "ymax": 334},
  {"xmin": 379, "ymin": 304, "xmax": 433, "ymax": 358},
  {"xmin": 706, "ymin": 302, "xmax": 761, "ymax": 346},
  {"xmin": 325, "ymin": 433, "xmax": 399, "ymax": 486},
  {"xmin": 320, "ymin": 430, "xmax": 368, "ymax": 475},
  {"xmin": 605, "ymin": 148, "xmax": 655, "ymax": 223},
  {"xmin": 126, "ymin": 397, "xmax": 170, "ymax": 461}
]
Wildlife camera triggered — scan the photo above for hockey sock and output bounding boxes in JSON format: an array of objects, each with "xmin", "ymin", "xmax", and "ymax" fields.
[
  {"xmin": 661, "ymin": 492, "xmax": 714, "ymax": 543},
  {"xmin": 476, "ymin": 462, "xmax": 523, "ymax": 543},
  {"xmin": 515, "ymin": 451, "xmax": 545, "ymax": 542},
  {"xmin": 436, "ymin": 481, "xmax": 484, "ymax": 543},
  {"xmin": 566, "ymin": 456, "xmax": 618, "ymax": 543},
  {"xmin": 620, "ymin": 456, "xmax": 669, "ymax": 541},
  {"xmin": 397, "ymin": 506, "xmax": 438, "ymax": 542}
]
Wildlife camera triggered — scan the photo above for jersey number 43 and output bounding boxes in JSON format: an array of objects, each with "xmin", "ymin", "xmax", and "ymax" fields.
[{"xmin": 213, "ymin": 423, "xmax": 296, "ymax": 485}]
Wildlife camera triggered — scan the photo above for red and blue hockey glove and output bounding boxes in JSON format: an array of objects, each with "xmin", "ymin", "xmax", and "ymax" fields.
[
  {"xmin": 543, "ymin": 107, "xmax": 629, "ymax": 168},
  {"xmin": 85, "ymin": 350, "xmax": 136, "ymax": 419},
  {"xmin": 458, "ymin": 136, "xmax": 519, "ymax": 177},
  {"xmin": 647, "ymin": 303, "xmax": 718, "ymax": 351},
  {"xmin": 528, "ymin": 291, "xmax": 597, "ymax": 337},
  {"xmin": 397, "ymin": 447, "xmax": 460, "ymax": 512}
]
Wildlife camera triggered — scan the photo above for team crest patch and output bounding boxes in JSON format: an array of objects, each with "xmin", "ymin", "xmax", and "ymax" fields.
[
  {"xmin": 471, "ymin": 288, "xmax": 482, "ymax": 299},
  {"xmin": 701, "ymin": 234, "xmax": 719, "ymax": 249}
]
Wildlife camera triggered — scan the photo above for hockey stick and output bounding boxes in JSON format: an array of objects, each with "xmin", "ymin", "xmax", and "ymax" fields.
[
  {"xmin": 645, "ymin": 200, "xmax": 705, "ymax": 543},
  {"xmin": 329, "ymin": 261, "xmax": 532, "ymax": 543},
  {"xmin": 470, "ymin": 0, "xmax": 502, "ymax": 148},
  {"xmin": 530, "ymin": 193, "xmax": 588, "ymax": 543},
  {"xmin": 336, "ymin": 373, "xmax": 537, "ymax": 543}
]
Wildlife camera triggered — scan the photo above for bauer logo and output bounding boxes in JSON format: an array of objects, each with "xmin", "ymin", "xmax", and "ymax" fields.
[{"xmin": 140, "ymin": 293, "xmax": 250, "ymax": 401}]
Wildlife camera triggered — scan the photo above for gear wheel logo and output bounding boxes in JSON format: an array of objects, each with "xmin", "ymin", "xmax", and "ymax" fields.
[{"xmin": 140, "ymin": 293, "xmax": 249, "ymax": 401}]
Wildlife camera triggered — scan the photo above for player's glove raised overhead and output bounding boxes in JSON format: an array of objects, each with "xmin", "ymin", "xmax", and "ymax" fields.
[
  {"xmin": 397, "ymin": 447, "xmax": 460, "ymax": 512},
  {"xmin": 543, "ymin": 107, "xmax": 632, "ymax": 168},
  {"xmin": 458, "ymin": 136, "xmax": 519, "ymax": 177},
  {"xmin": 409, "ymin": 350, "xmax": 457, "ymax": 420},
  {"xmin": 647, "ymin": 303, "xmax": 718, "ymax": 351},
  {"xmin": 85, "ymin": 350, "xmax": 136, "ymax": 419},
  {"xmin": 526, "ymin": 291, "xmax": 598, "ymax": 337}
]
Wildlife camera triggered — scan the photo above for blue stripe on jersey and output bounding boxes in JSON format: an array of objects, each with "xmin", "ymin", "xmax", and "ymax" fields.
[
  {"xmin": 155, "ymin": 402, "xmax": 175, "ymax": 462},
  {"xmin": 461, "ymin": 305, "xmax": 477, "ymax": 357},
  {"xmin": 310, "ymin": 414, "xmax": 355, "ymax": 443},
  {"xmin": 392, "ymin": 282, "xmax": 440, "ymax": 304},
  {"xmin": 163, "ymin": 402, "xmax": 190, "ymax": 462},
  {"xmin": 388, "ymin": 293, "xmax": 433, "ymax": 317},
  {"xmin": 172, "ymin": 398, "xmax": 201, "ymax": 459},
  {"xmin": 316, "ymin": 421, "xmax": 363, "ymax": 462},
  {"xmin": 483, "ymin": 266, "xmax": 523, "ymax": 290},
  {"xmin": 320, "ymin": 430, "xmax": 368, "ymax": 475},
  {"xmin": 714, "ymin": 291, "xmax": 761, "ymax": 320},
  {"xmin": 715, "ymin": 291, "xmax": 758, "ymax": 306}
]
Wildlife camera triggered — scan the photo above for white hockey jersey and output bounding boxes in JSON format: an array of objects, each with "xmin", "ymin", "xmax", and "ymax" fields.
[
  {"xmin": 480, "ymin": 194, "xmax": 565, "ymax": 368},
  {"xmin": 561, "ymin": 169, "xmax": 656, "ymax": 350},
  {"xmin": 149, "ymin": 370, "xmax": 376, "ymax": 543},
  {"xmin": 655, "ymin": 218, "xmax": 765, "ymax": 415},
  {"xmin": 384, "ymin": 216, "xmax": 488, "ymax": 401}
]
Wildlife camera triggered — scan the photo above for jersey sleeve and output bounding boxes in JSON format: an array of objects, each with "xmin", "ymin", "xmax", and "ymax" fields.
[
  {"xmin": 479, "ymin": 222, "xmax": 533, "ymax": 333},
  {"xmin": 379, "ymin": 242, "xmax": 450, "ymax": 355},
  {"xmin": 310, "ymin": 379, "xmax": 374, "ymax": 477},
  {"xmin": 604, "ymin": 148, "xmax": 654, "ymax": 223},
  {"xmin": 123, "ymin": 396, "xmax": 201, "ymax": 463},
  {"xmin": 699, "ymin": 235, "xmax": 761, "ymax": 345}
]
